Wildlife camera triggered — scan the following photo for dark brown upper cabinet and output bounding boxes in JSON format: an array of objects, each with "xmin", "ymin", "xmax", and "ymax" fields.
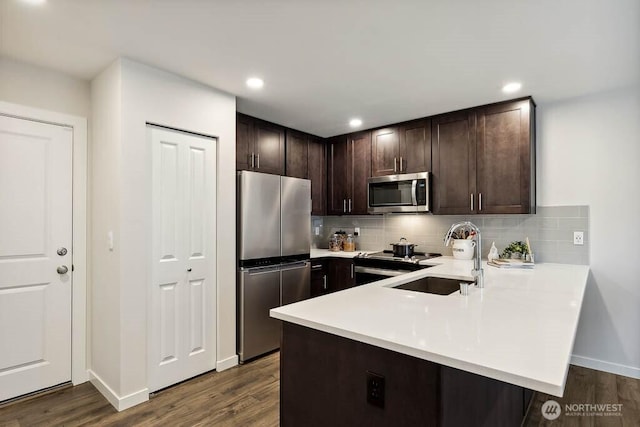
[
  {"xmin": 432, "ymin": 110, "xmax": 477, "ymax": 215},
  {"xmin": 286, "ymin": 129, "xmax": 326, "ymax": 215},
  {"xmin": 307, "ymin": 137, "xmax": 326, "ymax": 216},
  {"xmin": 371, "ymin": 127, "xmax": 400, "ymax": 176},
  {"xmin": 285, "ymin": 129, "xmax": 308, "ymax": 179},
  {"xmin": 398, "ymin": 118, "xmax": 432, "ymax": 174},
  {"xmin": 327, "ymin": 132, "xmax": 371, "ymax": 215},
  {"xmin": 476, "ymin": 99, "xmax": 535, "ymax": 214},
  {"xmin": 236, "ymin": 113, "xmax": 285, "ymax": 175},
  {"xmin": 432, "ymin": 98, "xmax": 535, "ymax": 215},
  {"xmin": 371, "ymin": 120, "xmax": 432, "ymax": 177}
]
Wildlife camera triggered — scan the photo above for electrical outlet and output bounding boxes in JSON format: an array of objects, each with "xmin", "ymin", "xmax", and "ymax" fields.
[
  {"xmin": 354, "ymin": 227, "xmax": 360, "ymax": 236},
  {"xmin": 573, "ymin": 231, "xmax": 584, "ymax": 246},
  {"xmin": 366, "ymin": 371, "xmax": 385, "ymax": 408}
]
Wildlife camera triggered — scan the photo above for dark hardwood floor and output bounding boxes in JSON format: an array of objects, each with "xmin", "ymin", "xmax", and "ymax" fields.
[{"xmin": 0, "ymin": 352, "xmax": 638, "ymax": 426}]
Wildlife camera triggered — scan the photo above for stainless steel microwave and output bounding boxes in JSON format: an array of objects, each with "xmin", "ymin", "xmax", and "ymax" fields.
[{"xmin": 367, "ymin": 172, "xmax": 430, "ymax": 214}]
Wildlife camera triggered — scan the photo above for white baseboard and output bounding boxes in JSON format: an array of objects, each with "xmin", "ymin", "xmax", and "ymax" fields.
[
  {"xmin": 88, "ymin": 370, "xmax": 149, "ymax": 411},
  {"xmin": 216, "ymin": 354, "xmax": 239, "ymax": 372},
  {"xmin": 571, "ymin": 354, "xmax": 640, "ymax": 379}
]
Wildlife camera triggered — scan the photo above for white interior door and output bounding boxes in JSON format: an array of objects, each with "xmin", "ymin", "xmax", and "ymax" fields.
[
  {"xmin": 149, "ymin": 126, "xmax": 217, "ymax": 392},
  {"xmin": 0, "ymin": 115, "xmax": 72, "ymax": 401}
]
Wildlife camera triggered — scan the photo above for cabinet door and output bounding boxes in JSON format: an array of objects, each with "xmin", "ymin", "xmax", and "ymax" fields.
[
  {"xmin": 371, "ymin": 127, "xmax": 400, "ymax": 176},
  {"xmin": 285, "ymin": 129, "xmax": 308, "ymax": 179},
  {"xmin": 349, "ymin": 131, "xmax": 372, "ymax": 215},
  {"xmin": 476, "ymin": 99, "xmax": 534, "ymax": 214},
  {"xmin": 399, "ymin": 119, "xmax": 431, "ymax": 174},
  {"xmin": 327, "ymin": 258, "xmax": 355, "ymax": 292},
  {"xmin": 310, "ymin": 260, "xmax": 328, "ymax": 298},
  {"xmin": 236, "ymin": 113, "xmax": 254, "ymax": 170},
  {"xmin": 308, "ymin": 137, "xmax": 326, "ymax": 215},
  {"xmin": 254, "ymin": 120, "xmax": 285, "ymax": 175},
  {"xmin": 431, "ymin": 111, "xmax": 476, "ymax": 215},
  {"xmin": 327, "ymin": 136, "xmax": 349, "ymax": 215}
]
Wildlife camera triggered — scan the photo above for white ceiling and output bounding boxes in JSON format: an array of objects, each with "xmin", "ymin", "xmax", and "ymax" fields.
[{"xmin": 1, "ymin": 0, "xmax": 638, "ymax": 137}]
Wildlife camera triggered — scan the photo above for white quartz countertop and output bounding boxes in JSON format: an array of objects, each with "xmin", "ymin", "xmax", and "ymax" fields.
[{"xmin": 271, "ymin": 256, "xmax": 589, "ymax": 397}]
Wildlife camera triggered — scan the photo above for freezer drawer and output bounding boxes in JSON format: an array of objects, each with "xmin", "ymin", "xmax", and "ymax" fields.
[
  {"xmin": 281, "ymin": 261, "xmax": 311, "ymax": 306},
  {"xmin": 238, "ymin": 266, "xmax": 281, "ymax": 362}
]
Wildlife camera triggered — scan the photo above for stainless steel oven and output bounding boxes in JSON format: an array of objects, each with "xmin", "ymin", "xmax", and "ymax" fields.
[
  {"xmin": 353, "ymin": 251, "xmax": 440, "ymax": 286},
  {"xmin": 367, "ymin": 172, "xmax": 430, "ymax": 214}
]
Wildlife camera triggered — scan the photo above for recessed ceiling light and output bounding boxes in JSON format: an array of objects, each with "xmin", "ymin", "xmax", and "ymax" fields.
[
  {"xmin": 349, "ymin": 118, "xmax": 363, "ymax": 128},
  {"xmin": 20, "ymin": 0, "xmax": 46, "ymax": 4},
  {"xmin": 246, "ymin": 77, "xmax": 264, "ymax": 89},
  {"xmin": 502, "ymin": 82, "xmax": 522, "ymax": 93}
]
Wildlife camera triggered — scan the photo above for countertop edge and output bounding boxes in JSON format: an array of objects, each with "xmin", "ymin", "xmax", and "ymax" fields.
[{"xmin": 270, "ymin": 310, "xmax": 566, "ymax": 397}]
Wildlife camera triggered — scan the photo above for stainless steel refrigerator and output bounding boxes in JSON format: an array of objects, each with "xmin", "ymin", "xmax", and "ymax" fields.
[{"xmin": 237, "ymin": 171, "xmax": 311, "ymax": 362}]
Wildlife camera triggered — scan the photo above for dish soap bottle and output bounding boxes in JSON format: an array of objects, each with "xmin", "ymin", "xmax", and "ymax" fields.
[{"xmin": 488, "ymin": 241, "xmax": 499, "ymax": 262}]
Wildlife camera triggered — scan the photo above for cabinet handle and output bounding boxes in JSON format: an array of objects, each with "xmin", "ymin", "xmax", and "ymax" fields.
[
  {"xmin": 479, "ymin": 193, "xmax": 482, "ymax": 211},
  {"xmin": 343, "ymin": 199, "xmax": 347, "ymax": 213},
  {"xmin": 250, "ymin": 153, "xmax": 254, "ymax": 168},
  {"xmin": 256, "ymin": 153, "xmax": 260, "ymax": 169},
  {"xmin": 470, "ymin": 193, "xmax": 474, "ymax": 211},
  {"xmin": 348, "ymin": 198, "xmax": 352, "ymax": 213},
  {"xmin": 400, "ymin": 157, "xmax": 404, "ymax": 172},
  {"xmin": 394, "ymin": 157, "xmax": 397, "ymax": 173},
  {"xmin": 323, "ymin": 275, "xmax": 327, "ymax": 290}
]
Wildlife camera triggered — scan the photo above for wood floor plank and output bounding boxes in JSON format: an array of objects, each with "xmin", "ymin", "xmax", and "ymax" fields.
[{"xmin": 1, "ymin": 353, "xmax": 638, "ymax": 427}]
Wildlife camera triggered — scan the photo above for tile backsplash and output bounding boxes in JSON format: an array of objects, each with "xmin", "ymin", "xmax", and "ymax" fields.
[{"xmin": 312, "ymin": 206, "xmax": 589, "ymax": 265}]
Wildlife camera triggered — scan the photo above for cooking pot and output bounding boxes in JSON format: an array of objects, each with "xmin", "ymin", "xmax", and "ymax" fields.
[{"xmin": 390, "ymin": 237, "xmax": 417, "ymax": 258}]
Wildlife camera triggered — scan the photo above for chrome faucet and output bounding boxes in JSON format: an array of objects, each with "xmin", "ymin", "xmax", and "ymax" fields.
[{"xmin": 444, "ymin": 221, "xmax": 484, "ymax": 288}]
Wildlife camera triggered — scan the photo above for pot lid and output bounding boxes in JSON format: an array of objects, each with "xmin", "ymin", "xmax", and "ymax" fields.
[{"xmin": 390, "ymin": 237, "xmax": 415, "ymax": 246}]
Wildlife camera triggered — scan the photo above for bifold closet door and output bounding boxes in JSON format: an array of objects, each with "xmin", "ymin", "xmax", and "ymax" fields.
[{"xmin": 149, "ymin": 125, "xmax": 217, "ymax": 392}]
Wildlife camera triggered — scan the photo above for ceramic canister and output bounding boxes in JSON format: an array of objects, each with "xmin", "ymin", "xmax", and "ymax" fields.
[{"xmin": 452, "ymin": 239, "xmax": 476, "ymax": 260}]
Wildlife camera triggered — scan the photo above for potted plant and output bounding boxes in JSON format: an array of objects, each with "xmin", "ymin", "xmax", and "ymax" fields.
[{"xmin": 501, "ymin": 241, "xmax": 530, "ymax": 259}]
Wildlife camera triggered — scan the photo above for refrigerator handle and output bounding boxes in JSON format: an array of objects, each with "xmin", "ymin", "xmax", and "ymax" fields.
[
  {"xmin": 244, "ymin": 265, "xmax": 281, "ymax": 275},
  {"xmin": 280, "ymin": 261, "xmax": 309, "ymax": 271}
]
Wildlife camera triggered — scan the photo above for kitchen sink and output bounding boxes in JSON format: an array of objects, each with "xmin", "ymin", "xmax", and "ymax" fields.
[{"xmin": 392, "ymin": 276, "xmax": 474, "ymax": 296}]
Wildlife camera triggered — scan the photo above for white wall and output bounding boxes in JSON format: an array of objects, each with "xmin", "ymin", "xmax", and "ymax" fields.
[
  {"xmin": 91, "ymin": 58, "xmax": 237, "ymax": 408},
  {"xmin": 89, "ymin": 62, "xmax": 122, "ymax": 395},
  {"xmin": 537, "ymin": 85, "xmax": 640, "ymax": 377},
  {"xmin": 0, "ymin": 57, "xmax": 90, "ymax": 118}
]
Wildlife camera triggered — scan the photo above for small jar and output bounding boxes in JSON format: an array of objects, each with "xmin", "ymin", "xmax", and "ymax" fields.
[
  {"xmin": 329, "ymin": 234, "xmax": 341, "ymax": 252},
  {"xmin": 343, "ymin": 234, "xmax": 356, "ymax": 252}
]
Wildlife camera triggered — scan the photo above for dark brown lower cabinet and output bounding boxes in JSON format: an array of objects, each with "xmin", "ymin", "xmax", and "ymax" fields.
[
  {"xmin": 310, "ymin": 258, "xmax": 355, "ymax": 298},
  {"xmin": 280, "ymin": 323, "xmax": 532, "ymax": 427}
]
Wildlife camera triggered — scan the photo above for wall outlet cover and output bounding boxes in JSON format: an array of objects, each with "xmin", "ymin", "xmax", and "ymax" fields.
[{"xmin": 573, "ymin": 231, "xmax": 584, "ymax": 245}]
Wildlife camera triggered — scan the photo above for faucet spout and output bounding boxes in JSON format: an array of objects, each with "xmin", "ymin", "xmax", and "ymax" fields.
[{"xmin": 444, "ymin": 221, "xmax": 484, "ymax": 288}]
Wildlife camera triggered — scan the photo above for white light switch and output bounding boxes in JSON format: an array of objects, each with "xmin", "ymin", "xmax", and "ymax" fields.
[{"xmin": 315, "ymin": 227, "xmax": 320, "ymax": 236}]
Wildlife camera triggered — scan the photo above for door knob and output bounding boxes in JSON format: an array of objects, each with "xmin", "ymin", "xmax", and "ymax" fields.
[{"xmin": 57, "ymin": 265, "xmax": 69, "ymax": 274}]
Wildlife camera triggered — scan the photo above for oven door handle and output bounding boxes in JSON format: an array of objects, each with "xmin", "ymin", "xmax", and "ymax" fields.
[
  {"xmin": 354, "ymin": 266, "xmax": 407, "ymax": 277},
  {"xmin": 411, "ymin": 179, "xmax": 418, "ymax": 206}
]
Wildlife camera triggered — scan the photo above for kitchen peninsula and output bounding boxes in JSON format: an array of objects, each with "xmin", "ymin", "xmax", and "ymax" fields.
[{"xmin": 271, "ymin": 258, "xmax": 589, "ymax": 426}]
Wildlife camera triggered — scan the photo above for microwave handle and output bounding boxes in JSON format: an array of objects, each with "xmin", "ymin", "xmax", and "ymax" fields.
[{"xmin": 411, "ymin": 179, "xmax": 418, "ymax": 206}]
